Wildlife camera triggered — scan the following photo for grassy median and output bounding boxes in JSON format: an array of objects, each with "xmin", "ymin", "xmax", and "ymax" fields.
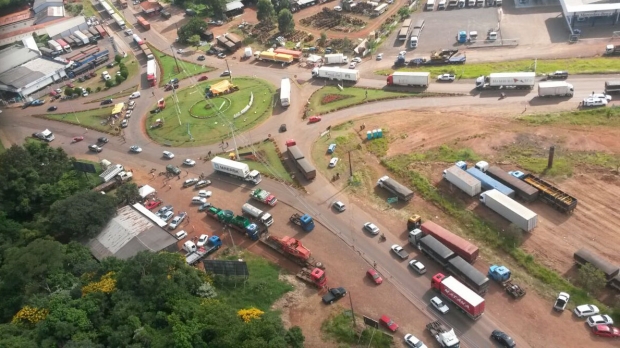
[{"xmin": 308, "ymin": 86, "xmax": 419, "ymax": 115}]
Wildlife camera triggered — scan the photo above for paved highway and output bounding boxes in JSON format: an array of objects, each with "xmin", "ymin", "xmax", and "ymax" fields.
[{"xmin": 2, "ymin": 21, "xmax": 617, "ymax": 347}]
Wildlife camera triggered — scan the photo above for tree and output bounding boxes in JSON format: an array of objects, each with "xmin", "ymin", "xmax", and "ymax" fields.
[
  {"xmin": 397, "ymin": 6, "xmax": 411, "ymax": 19},
  {"xmin": 115, "ymin": 183, "xmax": 141, "ymax": 206},
  {"xmin": 272, "ymin": 0, "xmax": 290, "ymax": 12},
  {"xmin": 115, "ymin": 75, "xmax": 123, "ymax": 84},
  {"xmin": 48, "ymin": 191, "xmax": 117, "ymax": 241},
  {"xmin": 318, "ymin": 32, "xmax": 327, "ymax": 47},
  {"xmin": 85, "ymin": 87, "xmax": 92, "ymax": 93},
  {"xmin": 577, "ymin": 263, "xmax": 607, "ymax": 295},
  {"xmin": 187, "ymin": 34, "xmax": 201, "ymax": 48},
  {"xmin": 178, "ymin": 17, "xmax": 207, "ymax": 43},
  {"xmin": 209, "ymin": 0, "xmax": 227, "ymax": 20},
  {"xmin": 257, "ymin": 0, "xmax": 276, "ymax": 22},
  {"xmin": 115, "ymin": 54, "xmax": 122, "ymax": 64},
  {"xmin": 105, "ymin": 80, "xmax": 114, "ymax": 88},
  {"xmin": 278, "ymin": 9, "xmax": 295, "ymax": 35},
  {"xmin": 285, "ymin": 326, "xmax": 304, "ymax": 348},
  {"xmin": 64, "ymin": 87, "xmax": 74, "ymax": 96}
]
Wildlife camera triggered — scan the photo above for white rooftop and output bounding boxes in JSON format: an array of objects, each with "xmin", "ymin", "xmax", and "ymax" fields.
[{"xmin": 560, "ymin": 0, "xmax": 620, "ymax": 14}]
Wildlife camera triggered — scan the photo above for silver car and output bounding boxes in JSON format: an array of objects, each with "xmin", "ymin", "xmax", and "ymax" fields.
[
  {"xmin": 364, "ymin": 222, "xmax": 380, "ymax": 235},
  {"xmin": 430, "ymin": 297, "xmax": 449, "ymax": 314}
]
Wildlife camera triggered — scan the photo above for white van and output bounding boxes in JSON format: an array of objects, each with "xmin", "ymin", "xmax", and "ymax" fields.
[
  {"xmin": 438, "ymin": 0, "xmax": 446, "ymax": 9},
  {"xmin": 426, "ymin": 0, "xmax": 435, "ymax": 10},
  {"xmin": 129, "ymin": 91, "xmax": 141, "ymax": 99}
]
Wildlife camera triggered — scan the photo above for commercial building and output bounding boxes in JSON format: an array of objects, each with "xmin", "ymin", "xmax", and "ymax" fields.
[{"xmin": 559, "ymin": 0, "xmax": 620, "ymax": 33}]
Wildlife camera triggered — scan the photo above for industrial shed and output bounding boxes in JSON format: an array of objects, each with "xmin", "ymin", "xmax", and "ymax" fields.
[
  {"xmin": 86, "ymin": 205, "xmax": 177, "ymax": 261},
  {"xmin": 560, "ymin": 0, "xmax": 620, "ymax": 34}
]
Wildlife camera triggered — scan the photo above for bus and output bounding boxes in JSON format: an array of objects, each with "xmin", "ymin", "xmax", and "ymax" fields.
[{"xmin": 373, "ymin": 3, "xmax": 388, "ymax": 16}]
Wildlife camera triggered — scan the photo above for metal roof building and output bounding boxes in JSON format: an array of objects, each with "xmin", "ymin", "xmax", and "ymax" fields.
[
  {"xmin": 560, "ymin": 0, "xmax": 620, "ymax": 34},
  {"xmin": 87, "ymin": 205, "xmax": 178, "ymax": 261}
]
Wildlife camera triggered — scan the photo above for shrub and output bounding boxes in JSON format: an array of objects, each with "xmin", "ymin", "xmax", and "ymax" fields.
[
  {"xmin": 321, "ymin": 94, "xmax": 353, "ymax": 105},
  {"xmin": 105, "ymin": 80, "xmax": 114, "ymax": 88},
  {"xmin": 96, "ymin": 86, "xmax": 102, "ymax": 92},
  {"xmin": 115, "ymin": 75, "xmax": 123, "ymax": 84}
]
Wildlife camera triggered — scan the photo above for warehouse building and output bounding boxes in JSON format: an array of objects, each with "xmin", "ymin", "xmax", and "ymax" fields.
[
  {"xmin": 0, "ymin": 45, "xmax": 67, "ymax": 99},
  {"xmin": 560, "ymin": 0, "xmax": 620, "ymax": 33}
]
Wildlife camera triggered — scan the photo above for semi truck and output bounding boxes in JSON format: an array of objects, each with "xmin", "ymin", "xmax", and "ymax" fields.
[
  {"xmin": 538, "ymin": 81, "xmax": 574, "ymax": 97},
  {"xmin": 446, "ymin": 256, "xmax": 489, "ymax": 295},
  {"xmin": 136, "ymin": 15, "xmax": 150, "ymax": 30},
  {"xmin": 184, "ymin": 236, "xmax": 222, "ymax": 265},
  {"xmin": 324, "ymin": 53, "xmax": 348, "ymax": 64},
  {"xmin": 605, "ymin": 80, "xmax": 620, "ymax": 94},
  {"xmin": 48, "ymin": 40, "xmax": 62, "ymax": 53},
  {"xmin": 146, "ymin": 59, "xmax": 157, "ymax": 86},
  {"xmin": 414, "ymin": 234, "xmax": 455, "ymax": 268},
  {"xmin": 395, "ymin": 49, "xmax": 466, "ymax": 67},
  {"xmin": 132, "ymin": 34, "xmax": 144, "ymax": 45},
  {"xmin": 290, "ymin": 213, "xmax": 315, "ymax": 232},
  {"xmin": 605, "ymin": 44, "xmax": 620, "ymax": 55},
  {"xmin": 513, "ymin": 172, "xmax": 578, "ymax": 213},
  {"xmin": 443, "ymin": 165, "xmax": 481, "ymax": 197},
  {"xmin": 479, "ymin": 189, "xmax": 538, "ymax": 232},
  {"xmin": 207, "ymin": 207, "xmax": 263, "ymax": 240},
  {"xmin": 475, "ymin": 72, "xmax": 535, "ymax": 90},
  {"xmin": 255, "ymin": 51, "xmax": 294, "ymax": 64},
  {"xmin": 419, "ymin": 221, "xmax": 479, "ymax": 263},
  {"xmin": 250, "ymin": 188, "xmax": 278, "ymax": 206},
  {"xmin": 242, "ymin": 203, "xmax": 274, "ymax": 227},
  {"xmin": 426, "ymin": 321, "xmax": 460, "ymax": 348},
  {"xmin": 286, "ymin": 146, "xmax": 316, "ymax": 180},
  {"xmin": 410, "ymin": 28, "xmax": 421, "ymax": 48},
  {"xmin": 112, "ymin": 13, "xmax": 126, "ymax": 29},
  {"xmin": 485, "ymin": 166, "xmax": 538, "ymax": 202},
  {"xmin": 55, "ymin": 38, "xmax": 71, "ymax": 52},
  {"xmin": 488, "ymin": 265, "xmax": 526, "ymax": 298},
  {"xmin": 431, "ymin": 273, "xmax": 485, "ymax": 320},
  {"xmin": 274, "ymin": 48, "xmax": 302, "ymax": 60},
  {"xmin": 386, "ymin": 72, "xmax": 430, "ymax": 87},
  {"xmin": 99, "ymin": 164, "xmax": 124, "ymax": 182},
  {"xmin": 466, "ymin": 167, "xmax": 515, "ymax": 198},
  {"xmin": 92, "ymin": 171, "xmax": 133, "ymax": 192},
  {"xmin": 573, "ymin": 248, "xmax": 620, "ymax": 281},
  {"xmin": 74, "ymin": 31, "xmax": 90, "ymax": 45},
  {"xmin": 312, "ymin": 67, "xmax": 360, "ymax": 82},
  {"xmin": 211, "ymin": 156, "xmax": 262, "ymax": 184},
  {"xmin": 376, "ymin": 176, "xmax": 414, "ymax": 201},
  {"xmin": 280, "ymin": 78, "xmax": 291, "ymax": 107}
]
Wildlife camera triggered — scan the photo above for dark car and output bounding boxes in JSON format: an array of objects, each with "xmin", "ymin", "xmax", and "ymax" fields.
[
  {"xmin": 546, "ymin": 70, "xmax": 569, "ymax": 80},
  {"xmin": 279, "ymin": 124, "xmax": 287, "ymax": 132},
  {"xmin": 101, "ymin": 99, "xmax": 113, "ymax": 105},
  {"xmin": 321, "ymin": 287, "xmax": 347, "ymax": 304},
  {"xmin": 197, "ymin": 55, "xmax": 205, "ymax": 61},
  {"xmin": 491, "ymin": 330, "xmax": 516, "ymax": 348},
  {"xmin": 207, "ymin": 48, "xmax": 217, "ymax": 55},
  {"xmin": 169, "ymin": 78, "xmax": 179, "ymax": 85},
  {"xmin": 98, "ymin": 137, "xmax": 109, "ymax": 144},
  {"xmin": 47, "ymin": 106, "xmax": 58, "ymax": 112},
  {"xmin": 107, "ymin": 62, "xmax": 116, "ymax": 68}
]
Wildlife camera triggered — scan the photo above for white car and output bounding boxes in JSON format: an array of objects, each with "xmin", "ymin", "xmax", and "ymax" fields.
[
  {"xmin": 333, "ymin": 201, "xmax": 346, "ymax": 212},
  {"xmin": 586, "ymin": 314, "xmax": 614, "ymax": 327},
  {"xmin": 177, "ymin": 49, "xmax": 184, "ymax": 54},
  {"xmin": 376, "ymin": 53, "xmax": 383, "ymax": 60},
  {"xmin": 573, "ymin": 304, "xmax": 599, "ymax": 318},
  {"xmin": 334, "ymin": 5, "xmax": 342, "ymax": 11},
  {"xmin": 128, "ymin": 100, "xmax": 136, "ymax": 107},
  {"xmin": 125, "ymin": 110, "xmax": 132, "ymax": 118},
  {"xmin": 364, "ymin": 222, "xmax": 379, "ymax": 235},
  {"xmin": 198, "ymin": 190, "xmax": 212, "ymax": 198},
  {"xmin": 192, "ymin": 196, "xmax": 207, "ymax": 204},
  {"xmin": 169, "ymin": 216, "xmax": 184, "ymax": 229},
  {"xmin": 82, "ymin": 91, "xmax": 89, "ymax": 97},
  {"xmin": 183, "ymin": 159, "xmax": 196, "ymax": 166},
  {"xmin": 352, "ymin": 57, "xmax": 362, "ymax": 63},
  {"xmin": 125, "ymin": 28, "xmax": 133, "ymax": 36},
  {"xmin": 437, "ymin": 73, "xmax": 456, "ymax": 81},
  {"xmin": 582, "ymin": 97, "xmax": 607, "ymax": 107},
  {"xmin": 408, "ymin": 259, "xmax": 426, "ymax": 274},
  {"xmin": 160, "ymin": 210, "xmax": 174, "ymax": 222},
  {"xmin": 591, "ymin": 93, "xmax": 612, "ymax": 101},
  {"xmin": 175, "ymin": 230, "xmax": 188, "ymax": 240},
  {"xmin": 399, "ymin": 51, "xmax": 407, "ymax": 56},
  {"xmin": 404, "ymin": 333, "xmax": 427, "ymax": 348},
  {"xmin": 430, "ymin": 296, "xmax": 449, "ymax": 314},
  {"xmin": 163, "ymin": 151, "xmax": 175, "ymax": 159},
  {"xmin": 329, "ymin": 157, "xmax": 339, "ymax": 168},
  {"xmin": 120, "ymin": 119, "xmax": 128, "ymax": 128},
  {"xmin": 129, "ymin": 145, "xmax": 142, "ymax": 153},
  {"xmin": 348, "ymin": 62, "xmax": 357, "ymax": 69},
  {"xmin": 197, "ymin": 234, "xmax": 209, "ymax": 247}
]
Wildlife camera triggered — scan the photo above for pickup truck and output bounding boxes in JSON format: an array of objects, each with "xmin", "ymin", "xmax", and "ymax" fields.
[
  {"xmin": 322, "ymin": 287, "xmax": 347, "ymax": 304},
  {"xmin": 554, "ymin": 292, "xmax": 570, "ymax": 311},
  {"xmin": 391, "ymin": 244, "xmax": 409, "ymax": 259}
]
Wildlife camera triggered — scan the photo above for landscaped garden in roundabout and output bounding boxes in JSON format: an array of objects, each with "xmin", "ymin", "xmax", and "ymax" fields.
[{"xmin": 147, "ymin": 77, "xmax": 276, "ymax": 146}]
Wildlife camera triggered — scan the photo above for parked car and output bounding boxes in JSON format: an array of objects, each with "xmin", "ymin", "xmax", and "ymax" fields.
[
  {"xmin": 582, "ymin": 97, "xmax": 607, "ymax": 107},
  {"xmin": 198, "ymin": 202, "xmax": 212, "ymax": 211},
  {"xmin": 157, "ymin": 205, "xmax": 173, "ymax": 217},
  {"xmin": 280, "ymin": 124, "xmax": 287, "ymax": 132},
  {"xmin": 160, "ymin": 210, "xmax": 174, "ymax": 222},
  {"xmin": 404, "ymin": 334, "xmax": 427, "ymax": 348},
  {"xmin": 490, "ymin": 330, "xmax": 516, "ymax": 348},
  {"xmin": 574, "ymin": 304, "xmax": 600, "ymax": 318},
  {"xmin": 332, "ymin": 201, "xmax": 346, "ymax": 212},
  {"xmin": 192, "ymin": 196, "xmax": 207, "ymax": 204},
  {"xmin": 380, "ymin": 315, "xmax": 398, "ymax": 332},
  {"xmin": 198, "ymin": 75, "xmax": 208, "ymax": 81},
  {"xmin": 591, "ymin": 325, "xmax": 620, "ymax": 338},
  {"xmin": 175, "ymin": 230, "xmax": 188, "ymax": 240},
  {"xmin": 197, "ymin": 234, "xmax": 209, "ymax": 247},
  {"xmin": 101, "ymin": 99, "xmax": 113, "ymax": 105},
  {"xmin": 408, "ymin": 259, "xmax": 426, "ymax": 274},
  {"xmin": 587, "ymin": 315, "xmax": 614, "ymax": 327},
  {"xmin": 367, "ymin": 268, "xmax": 383, "ymax": 284},
  {"xmin": 351, "ymin": 57, "xmax": 362, "ymax": 63},
  {"xmin": 329, "ymin": 157, "xmax": 339, "ymax": 168},
  {"xmin": 322, "ymin": 287, "xmax": 347, "ymax": 304},
  {"xmin": 47, "ymin": 106, "xmax": 58, "ymax": 112},
  {"xmin": 197, "ymin": 55, "xmax": 205, "ymax": 61},
  {"xmin": 364, "ymin": 222, "xmax": 380, "ymax": 235},
  {"xmin": 349, "ymin": 62, "xmax": 357, "ymax": 69},
  {"xmin": 220, "ymin": 69, "xmax": 231, "ymax": 76},
  {"xmin": 145, "ymin": 200, "xmax": 162, "ymax": 210},
  {"xmin": 195, "ymin": 180, "xmax": 211, "ymax": 188},
  {"xmin": 308, "ymin": 116, "xmax": 321, "ymax": 123},
  {"xmin": 183, "ymin": 179, "xmax": 199, "ymax": 188},
  {"xmin": 168, "ymin": 213, "xmax": 187, "ymax": 229},
  {"xmin": 437, "ymin": 73, "xmax": 456, "ymax": 81},
  {"xmin": 198, "ymin": 190, "xmax": 212, "ymax": 198},
  {"xmin": 183, "ymin": 159, "xmax": 196, "ymax": 166},
  {"xmin": 120, "ymin": 119, "xmax": 128, "ymax": 128},
  {"xmin": 163, "ymin": 151, "xmax": 175, "ymax": 159},
  {"xmin": 430, "ymin": 297, "xmax": 449, "ymax": 314},
  {"xmin": 98, "ymin": 137, "xmax": 109, "ymax": 144},
  {"xmin": 376, "ymin": 53, "xmax": 383, "ymax": 60},
  {"xmin": 130, "ymin": 145, "xmax": 142, "ymax": 153},
  {"xmin": 88, "ymin": 144, "xmax": 102, "ymax": 152}
]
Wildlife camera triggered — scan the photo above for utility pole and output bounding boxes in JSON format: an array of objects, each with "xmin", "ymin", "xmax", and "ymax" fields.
[
  {"xmin": 348, "ymin": 291, "xmax": 356, "ymax": 327},
  {"xmin": 224, "ymin": 59, "xmax": 232, "ymax": 82},
  {"xmin": 170, "ymin": 45, "xmax": 181, "ymax": 75},
  {"xmin": 348, "ymin": 150, "xmax": 353, "ymax": 177}
]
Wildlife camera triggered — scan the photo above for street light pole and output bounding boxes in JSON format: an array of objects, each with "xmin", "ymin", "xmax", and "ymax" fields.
[
  {"xmin": 225, "ymin": 59, "xmax": 232, "ymax": 82},
  {"xmin": 170, "ymin": 45, "xmax": 181, "ymax": 74}
]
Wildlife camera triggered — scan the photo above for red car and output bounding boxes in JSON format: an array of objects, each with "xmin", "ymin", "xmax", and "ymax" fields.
[
  {"xmin": 71, "ymin": 136, "xmax": 84, "ymax": 143},
  {"xmin": 145, "ymin": 200, "xmax": 162, "ymax": 210},
  {"xmin": 308, "ymin": 116, "xmax": 321, "ymax": 123},
  {"xmin": 285, "ymin": 139, "xmax": 296, "ymax": 147},
  {"xmin": 367, "ymin": 269, "xmax": 383, "ymax": 285},
  {"xmin": 66, "ymin": 82, "xmax": 75, "ymax": 88},
  {"xmin": 592, "ymin": 325, "xmax": 620, "ymax": 338},
  {"xmin": 379, "ymin": 315, "xmax": 398, "ymax": 332},
  {"xmin": 197, "ymin": 75, "xmax": 208, "ymax": 81}
]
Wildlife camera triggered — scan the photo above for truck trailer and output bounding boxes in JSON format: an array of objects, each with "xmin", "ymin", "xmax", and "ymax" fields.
[
  {"xmin": 386, "ymin": 72, "xmax": 430, "ymax": 87},
  {"xmin": 538, "ymin": 81, "xmax": 574, "ymax": 97},
  {"xmin": 431, "ymin": 273, "xmax": 485, "ymax": 320},
  {"xmin": 376, "ymin": 175, "xmax": 414, "ymax": 201},
  {"xmin": 475, "ymin": 72, "xmax": 535, "ymax": 90},
  {"xmin": 323, "ymin": 53, "xmax": 348, "ymax": 64},
  {"xmin": 605, "ymin": 80, "xmax": 620, "ymax": 94},
  {"xmin": 287, "ymin": 145, "xmax": 305, "ymax": 160},
  {"xmin": 485, "ymin": 166, "xmax": 538, "ymax": 202},
  {"xmin": 242, "ymin": 203, "xmax": 274, "ymax": 226},
  {"xmin": 415, "ymin": 234, "xmax": 455, "ymax": 268},
  {"xmin": 479, "ymin": 189, "xmax": 538, "ymax": 232},
  {"xmin": 443, "ymin": 165, "xmax": 481, "ymax": 197},
  {"xmin": 312, "ymin": 67, "xmax": 360, "ymax": 82},
  {"xmin": 280, "ymin": 78, "xmax": 291, "ymax": 107},
  {"xmin": 420, "ymin": 221, "xmax": 479, "ymax": 263},
  {"xmin": 255, "ymin": 51, "xmax": 294, "ymax": 64},
  {"xmin": 573, "ymin": 248, "xmax": 620, "ymax": 281},
  {"xmin": 74, "ymin": 31, "xmax": 90, "ymax": 45},
  {"xmin": 295, "ymin": 158, "xmax": 316, "ymax": 180},
  {"xmin": 466, "ymin": 167, "xmax": 515, "ymax": 198},
  {"xmin": 274, "ymin": 48, "xmax": 302, "ymax": 60},
  {"xmin": 99, "ymin": 164, "xmax": 124, "ymax": 182},
  {"xmin": 48, "ymin": 40, "xmax": 62, "ymax": 53},
  {"xmin": 211, "ymin": 156, "xmax": 262, "ymax": 184},
  {"xmin": 517, "ymin": 173, "xmax": 577, "ymax": 213},
  {"xmin": 136, "ymin": 15, "xmax": 150, "ymax": 30},
  {"xmin": 446, "ymin": 256, "xmax": 489, "ymax": 295}
]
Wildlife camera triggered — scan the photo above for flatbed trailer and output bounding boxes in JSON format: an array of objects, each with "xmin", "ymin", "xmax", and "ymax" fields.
[{"xmin": 522, "ymin": 174, "xmax": 577, "ymax": 213}]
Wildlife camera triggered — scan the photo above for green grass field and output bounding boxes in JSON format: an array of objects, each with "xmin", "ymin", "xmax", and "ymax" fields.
[
  {"xmin": 89, "ymin": 85, "xmax": 139, "ymax": 103},
  {"xmin": 150, "ymin": 46, "xmax": 215, "ymax": 87},
  {"xmin": 308, "ymin": 86, "xmax": 418, "ymax": 114},
  {"xmin": 376, "ymin": 57, "xmax": 620, "ymax": 79},
  {"xmin": 43, "ymin": 106, "xmax": 118, "ymax": 134},
  {"xmin": 234, "ymin": 141, "xmax": 294, "ymax": 184},
  {"xmin": 147, "ymin": 77, "xmax": 275, "ymax": 146},
  {"xmin": 520, "ymin": 106, "xmax": 620, "ymax": 127}
]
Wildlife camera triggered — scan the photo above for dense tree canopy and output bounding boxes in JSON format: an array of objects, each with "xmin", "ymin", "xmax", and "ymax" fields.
[
  {"xmin": 177, "ymin": 17, "xmax": 207, "ymax": 44},
  {"xmin": 278, "ymin": 9, "xmax": 295, "ymax": 34},
  {"xmin": 257, "ymin": 0, "xmax": 276, "ymax": 22},
  {"xmin": 48, "ymin": 191, "xmax": 117, "ymax": 241}
]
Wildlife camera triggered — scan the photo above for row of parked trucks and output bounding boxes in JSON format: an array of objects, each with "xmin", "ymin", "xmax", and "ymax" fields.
[
  {"xmin": 286, "ymin": 145, "xmax": 317, "ymax": 180},
  {"xmin": 573, "ymin": 248, "xmax": 620, "ymax": 292},
  {"xmin": 394, "ymin": 49, "xmax": 466, "ymax": 67}
]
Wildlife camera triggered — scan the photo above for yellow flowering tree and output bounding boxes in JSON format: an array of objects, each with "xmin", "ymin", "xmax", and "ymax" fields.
[
  {"xmin": 237, "ymin": 307, "xmax": 264, "ymax": 323},
  {"xmin": 82, "ymin": 272, "xmax": 117, "ymax": 296},
  {"xmin": 12, "ymin": 306, "xmax": 49, "ymax": 325}
]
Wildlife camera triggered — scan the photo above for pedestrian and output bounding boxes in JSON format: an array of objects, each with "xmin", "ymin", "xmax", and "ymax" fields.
[
  {"xmin": 168, "ymin": 185, "xmax": 172, "ymax": 190},
  {"xmin": 373, "ymin": 261, "xmax": 377, "ymax": 268},
  {"xmin": 187, "ymin": 216, "xmax": 190, "ymax": 222},
  {"xmin": 177, "ymin": 175, "xmax": 181, "ymax": 180},
  {"xmin": 152, "ymin": 91, "xmax": 155, "ymax": 96},
  {"xmin": 226, "ymin": 142, "xmax": 228, "ymax": 147}
]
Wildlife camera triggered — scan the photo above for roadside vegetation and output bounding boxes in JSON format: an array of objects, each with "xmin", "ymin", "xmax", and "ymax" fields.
[
  {"xmin": 41, "ymin": 106, "xmax": 118, "ymax": 135},
  {"xmin": 376, "ymin": 57, "xmax": 620, "ymax": 79},
  {"xmin": 90, "ymin": 85, "xmax": 139, "ymax": 103},
  {"xmin": 0, "ymin": 143, "xmax": 305, "ymax": 347},
  {"xmin": 308, "ymin": 86, "xmax": 421, "ymax": 115},
  {"xmin": 521, "ymin": 105, "xmax": 620, "ymax": 127},
  {"xmin": 233, "ymin": 140, "xmax": 295, "ymax": 185},
  {"xmin": 147, "ymin": 77, "xmax": 275, "ymax": 146},
  {"xmin": 321, "ymin": 311, "xmax": 392, "ymax": 348},
  {"xmin": 150, "ymin": 45, "xmax": 215, "ymax": 87}
]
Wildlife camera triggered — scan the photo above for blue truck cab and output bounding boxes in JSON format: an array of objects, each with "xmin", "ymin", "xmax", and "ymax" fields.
[
  {"xmin": 488, "ymin": 265, "xmax": 511, "ymax": 282},
  {"xmin": 327, "ymin": 144, "xmax": 337, "ymax": 154}
]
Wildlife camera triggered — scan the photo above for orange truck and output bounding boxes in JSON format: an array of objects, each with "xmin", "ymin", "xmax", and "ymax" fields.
[
  {"xmin": 256, "ymin": 51, "xmax": 293, "ymax": 64},
  {"xmin": 274, "ymin": 48, "xmax": 302, "ymax": 60},
  {"xmin": 136, "ymin": 16, "xmax": 150, "ymax": 30}
]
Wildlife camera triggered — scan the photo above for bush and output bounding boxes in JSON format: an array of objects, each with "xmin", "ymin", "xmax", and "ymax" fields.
[
  {"xmin": 96, "ymin": 86, "xmax": 102, "ymax": 92},
  {"xmin": 64, "ymin": 88, "xmax": 74, "ymax": 96},
  {"xmin": 86, "ymin": 87, "xmax": 92, "ymax": 93},
  {"xmin": 115, "ymin": 55, "xmax": 122, "ymax": 64},
  {"xmin": 115, "ymin": 75, "xmax": 123, "ymax": 84},
  {"xmin": 105, "ymin": 80, "xmax": 114, "ymax": 88},
  {"xmin": 120, "ymin": 69, "xmax": 128, "ymax": 79}
]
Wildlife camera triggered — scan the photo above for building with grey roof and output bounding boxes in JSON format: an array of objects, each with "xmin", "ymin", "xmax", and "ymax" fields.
[
  {"xmin": 0, "ymin": 45, "xmax": 67, "ymax": 98},
  {"xmin": 560, "ymin": 0, "xmax": 620, "ymax": 34},
  {"xmin": 87, "ymin": 205, "xmax": 178, "ymax": 261},
  {"xmin": 33, "ymin": 0, "xmax": 64, "ymax": 14}
]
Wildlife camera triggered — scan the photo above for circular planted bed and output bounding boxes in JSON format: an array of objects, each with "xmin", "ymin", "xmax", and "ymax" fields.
[{"xmin": 146, "ymin": 78, "xmax": 275, "ymax": 146}]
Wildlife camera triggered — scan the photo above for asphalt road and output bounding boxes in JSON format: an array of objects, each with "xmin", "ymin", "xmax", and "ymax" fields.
[{"xmin": 2, "ymin": 18, "xmax": 617, "ymax": 347}]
